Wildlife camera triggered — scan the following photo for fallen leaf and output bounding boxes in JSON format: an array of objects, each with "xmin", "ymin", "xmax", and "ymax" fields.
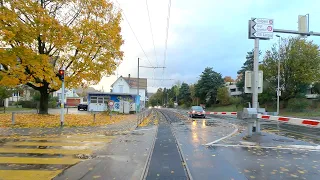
[
  {"xmin": 250, "ymin": 176, "xmax": 255, "ymax": 179},
  {"xmin": 93, "ymin": 175, "xmax": 101, "ymax": 179},
  {"xmin": 244, "ymin": 169, "xmax": 250, "ymax": 173},
  {"xmin": 290, "ymin": 174, "xmax": 298, "ymax": 178}
]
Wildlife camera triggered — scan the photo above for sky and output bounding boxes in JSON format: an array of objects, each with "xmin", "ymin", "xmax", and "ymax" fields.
[{"xmin": 93, "ymin": 0, "xmax": 320, "ymax": 93}]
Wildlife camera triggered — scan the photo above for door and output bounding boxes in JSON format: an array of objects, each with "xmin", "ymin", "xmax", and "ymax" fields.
[{"xmin": 97, "ymin": 97, "xmax": 104, "ymax": 111}]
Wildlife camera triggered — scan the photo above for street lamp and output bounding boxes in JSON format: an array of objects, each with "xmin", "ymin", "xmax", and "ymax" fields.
[{"xmin": 276, "ymin": 35, "xmax": 281, "ymax": 117}]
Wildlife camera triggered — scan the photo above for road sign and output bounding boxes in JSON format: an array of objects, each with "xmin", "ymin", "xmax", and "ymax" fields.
[
  {"xmin": 249, "ymin": 18, "xmax": 274, "ymax": 39},
  {"xmin": 108, "ymin": 100, "xmax": 114, "ymax": 107}
]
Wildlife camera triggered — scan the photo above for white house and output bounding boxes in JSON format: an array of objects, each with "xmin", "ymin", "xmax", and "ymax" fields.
[
  {"xmin": 3, "ymin": 86, "xmax": 32, "ymax": 107},
  {"xmin": 225, "ymin": 82, "xmax": 242, "ymax": 96},
  {"xmin": 111, "ymin": 75, "xmax": 147, "ymax": 109}
]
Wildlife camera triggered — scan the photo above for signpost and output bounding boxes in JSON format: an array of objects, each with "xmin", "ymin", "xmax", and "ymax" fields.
[
  {"xmin": 248, "ymin": 18, "xmax": 274, "ymax": 135},
  {"xmin": 59, "ymin": 67, "xmax": 65, "ymax": 127},
  {"xmin": 108, "ymin": 100, "xmax": 114, "ymax": 122},
  {"xmin": 246, "ymin": 15, "xmax": 320, "ymax": 137},
  {"xmin": 108, "ymin": 100, "xmax": 114, "ymax": 108}
]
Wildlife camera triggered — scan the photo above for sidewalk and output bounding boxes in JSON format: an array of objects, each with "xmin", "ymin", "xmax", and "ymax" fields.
[
  {"xmin": 54, "ymin": 125, "xmax": 157, "ymax": 180},
  {"xmin": 0, "ymin": 115, "xmax": 138, "ymax": 137}
]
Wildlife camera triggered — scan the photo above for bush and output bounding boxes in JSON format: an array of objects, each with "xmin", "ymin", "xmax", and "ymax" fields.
[
  {"xmin": 18, "ymin": 101, "xmax": 37, "ymax": 108},
  {"xmin": 168, "ymin": 99, "xmax": 174, "ymax": 108},
  {"xmin": 217, "ymin": 87, "xmax": 230, "ymax": 105},
  {"xmin": 287, "ymin": 98, "xmax": 310, "ymax": 112},
  {"xmin": 230, "ymin": 96, "xmax": 241, "ymax": 105},
  {"xmin": 49, "ymin": 100, "xmax": 57, "ymax": 108}
]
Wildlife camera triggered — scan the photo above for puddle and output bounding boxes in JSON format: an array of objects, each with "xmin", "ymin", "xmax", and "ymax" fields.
[
  {"xmin": 205, "ymin": 122, "xmax": 217, "ymax": 126},
  {"xmin": 273, "ymin": 138, "xmax": 294, "ymax": 143},
  {"xmin": 131, "ymin": 132, "xmax": 144, "ymax": 135}
]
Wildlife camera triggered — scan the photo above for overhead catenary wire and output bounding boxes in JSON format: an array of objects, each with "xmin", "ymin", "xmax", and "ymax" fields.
[
  {"xmin": 145, "ymin": 0, "xmax": 158, "ymax": 66},
  {"xmin": 162, "ymin": 0, "xmax": 172, "ymax": 86},
  {"xmin": 114, "ymin": 0, "xmax": 153, "ymax": 67}
]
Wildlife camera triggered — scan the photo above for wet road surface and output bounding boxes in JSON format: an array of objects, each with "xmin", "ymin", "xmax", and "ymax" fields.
[
  {"xmin": 146, "ymin": 111, "xmax": 187, "ymax": 180},
  {"xmin": 161, "ymin": 109, "xmax": 320, "ymax": 180}
]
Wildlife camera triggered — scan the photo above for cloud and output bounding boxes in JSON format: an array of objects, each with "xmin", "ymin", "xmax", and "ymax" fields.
[{"xmin": 95, "ymin": 0, "xmax": 320, "ymax": 92}]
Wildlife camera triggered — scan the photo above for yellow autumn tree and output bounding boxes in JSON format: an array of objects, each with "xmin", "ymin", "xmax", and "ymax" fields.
[{"xmin": 0, "ymin": 0, "xmax": 123, "ymax": 114}]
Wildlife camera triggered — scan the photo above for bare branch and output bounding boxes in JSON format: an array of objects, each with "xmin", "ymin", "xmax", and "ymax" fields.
[
  {"xmin": 66, "ymin": 7, "xmax": 82, "ymax": 26},
  {"xmin": 66, "ymin": 33, "xmax": 85, "ymax": 70},
  {"xmin": 91, "ymin": 46, "xmax": 101, "ymax": 60}
]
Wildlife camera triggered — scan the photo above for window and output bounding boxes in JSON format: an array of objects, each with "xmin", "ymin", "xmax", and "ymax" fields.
[
  {"xmin": 13, "ymin": 92, "xmax": 19, "ymax": 97},
  {"xmin": 98, "ymin": 97, "xmax": 103, "ymax": 103},
  {"xmin": 104, "ymin": 96, "xmax": 110, "ymax": 104},
  {"xmin": 91, "ymin": 96, "xmax": 97, "ymax": 103},
  {"xmin": 119, "ymin": 85, "xmax": 123, "ymax": 93},
  {"xmin": 230, "ymin": 88, "xmax": 236, "ymax": 92}
]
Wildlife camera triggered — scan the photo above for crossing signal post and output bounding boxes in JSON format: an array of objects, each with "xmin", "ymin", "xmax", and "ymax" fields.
[{"xmin": 59, "ymin": 68, "xmax": 65, "ymax": 127}]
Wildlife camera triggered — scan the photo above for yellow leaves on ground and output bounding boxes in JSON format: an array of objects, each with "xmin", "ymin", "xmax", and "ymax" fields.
[
  {"xmin": 138, "ymin": 117, "xmax": 151, "ymax": 127},
  {"xmin": 0, "ymin": 113, "xmax": 129, "ymax": 128}
]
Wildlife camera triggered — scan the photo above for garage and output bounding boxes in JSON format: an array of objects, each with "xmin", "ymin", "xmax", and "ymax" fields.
[{"xmin": 66, "ymin": 98, "xmax": 81, "ymax": 107}]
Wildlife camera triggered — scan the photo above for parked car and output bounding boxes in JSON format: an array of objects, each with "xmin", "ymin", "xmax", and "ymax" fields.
[
  {"xmin": 188, "ymin": 106, "xmax": 206, "ymax": 118},
  {"xmin": 77, "ymin": 103, "xmax": 88, "ymax": 111}
]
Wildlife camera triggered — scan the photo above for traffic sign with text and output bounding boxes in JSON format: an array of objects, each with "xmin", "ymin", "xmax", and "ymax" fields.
[{"xmin": 249, "ymin": 18, "xmax": 274, "ymax": 39}]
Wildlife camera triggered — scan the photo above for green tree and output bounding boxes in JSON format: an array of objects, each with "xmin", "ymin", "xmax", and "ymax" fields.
[
  {"xmin": 261, "ymin": 37, "xmax": 320, "ymax": 106},
  {"xmin": 178, "ymin": 82, "xmax": 192, "ymax": 106},
  {"xmin": 195, "ymin": 67, "xmax": 224, "ymax": 106},
  {"xmin": 236, "ymin": 50, "xmax": 254, "ymax": 92},
  {"xmin": 173, "ymin": 80, "xmax": 181, "ymax": 102},
  {"xmin": 0, "ymin": 86, "xmax": 12, "ymax": 107},
  {"xmin": 0, "ymin": 0, "xmax": 123, "ymax": 114},
  {"xmin": 217, "ymin": 87, "xmax": 230, "ymax": 105},
  {"xmin": 189, "ymin": 84, "xmax": 197, "ymax": 105}
]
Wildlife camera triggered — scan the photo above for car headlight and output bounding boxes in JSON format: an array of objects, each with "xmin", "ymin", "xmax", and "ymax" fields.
[{"xmin": 192, "ymin": 110, "xmax": 195, "ymax": 113}]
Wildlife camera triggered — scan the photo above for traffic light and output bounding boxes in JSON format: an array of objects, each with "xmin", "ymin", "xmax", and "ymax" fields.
[{"xmin": 59, "ymin": 69, "xmax": 64, "ymax": 81}]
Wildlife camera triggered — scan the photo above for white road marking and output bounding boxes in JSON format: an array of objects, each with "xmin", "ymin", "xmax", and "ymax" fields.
[
  {"xmin": 207, "ymin": 143, "xmax": 320, "ymax": 151},
  {"xmin": 204, "ymin": 121, "xmax": 239, "ymax": 146}
]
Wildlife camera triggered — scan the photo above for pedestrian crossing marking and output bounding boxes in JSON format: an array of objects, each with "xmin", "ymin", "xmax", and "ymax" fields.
[
  {"xmin": 0, "ymin": 134, "xmax": 116, "ymax": 179},
  {"xmin": 3, "ymin": 140, "xmax": 110, "ymax": 147},
  {"xmin": 0, "ymin": 148, "xmax": 92, "ymax": 155},
  {"xmin": 0, "ymin": 170, "xmax": 62, "ymax": 180},
  {"xmin": 0, "ymin": 157, "xmax": 80, "ymax": 164}
]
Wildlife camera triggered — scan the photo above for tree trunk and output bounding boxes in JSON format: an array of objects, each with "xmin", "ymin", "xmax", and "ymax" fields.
[{"xmin": 39, "ymin": 89, "xmax": 49, "ymax": 114}]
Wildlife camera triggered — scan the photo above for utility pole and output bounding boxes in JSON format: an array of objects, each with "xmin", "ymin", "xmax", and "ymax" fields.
[
  {"xmin": 276, "ymin": 35, "xmax": 281, "ymax": 131},
  {"xmin": 276, "ymin": 35, "xmax": 281, "ymax": 117},
  {"xmin": 137, "ymin": 58, "xmax": 139, "ymax": 114}
]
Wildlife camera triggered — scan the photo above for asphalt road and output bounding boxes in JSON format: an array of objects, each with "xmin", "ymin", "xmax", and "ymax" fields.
[{"xmin": 156, "ymin": 109, "xmax": 320, "ymax": 180}]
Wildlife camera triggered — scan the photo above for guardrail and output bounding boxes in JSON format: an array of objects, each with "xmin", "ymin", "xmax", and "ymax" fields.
[
  {"xmin": 187, "ymin": 112, "xmax": 237, "ymax": 115},
  {"xmin": 137, "ymin": 109, "xmax": 152, "ymax": 127},
  {"xmin": 258, "ymin": 114, "xmax": 320, "ymax": 127},
  {"xmin": 203, "ymin": 111, "xmax": 320, "ymax": 128}
]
